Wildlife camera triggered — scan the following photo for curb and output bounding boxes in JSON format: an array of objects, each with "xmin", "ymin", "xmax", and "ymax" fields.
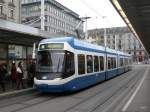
[{"xmin": 0, "ymin": 88, "xmax": 36, "ymax": 100}]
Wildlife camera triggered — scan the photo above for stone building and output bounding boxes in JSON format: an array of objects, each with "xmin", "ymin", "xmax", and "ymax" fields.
[
  {"xmin": 21, "ymin": 0, "xmax": 83, "ymax": 37},
  {"xmin": 0, "ymin": 0, "xmax": 21, "ymax": 23},
  {"xmin": 88, "ymin": 27, "xmax": 148, "ymax": 62}
]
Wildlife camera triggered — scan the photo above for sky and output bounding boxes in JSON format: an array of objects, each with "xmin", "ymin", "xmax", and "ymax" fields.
[{"xmin": 56, "ymin": 0, "xmax": 126, "ymax": 30}]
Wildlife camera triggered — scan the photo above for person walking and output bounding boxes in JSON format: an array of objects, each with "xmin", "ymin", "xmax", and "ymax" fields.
[
  {"xmin": 16, "ymin": 62, "xmax": 25, "ymax": 89},
  {"xmin": 10, "ymin": 61, "xmax": 17, "ymax": 88},
  {"xmin": 0, "ymin": 64, "xmax": 7, "ymax": 92}
]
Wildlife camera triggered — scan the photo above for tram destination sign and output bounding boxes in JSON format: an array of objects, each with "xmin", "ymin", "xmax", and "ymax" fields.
[{"xmin": 39, "ymin": 43, "xmax": 64, "ymax": 50}]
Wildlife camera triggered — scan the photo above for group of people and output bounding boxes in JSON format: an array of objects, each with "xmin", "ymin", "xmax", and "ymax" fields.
[{"xmin": 0, "ymin": 61, "xmax": 35, "ymax": 92}]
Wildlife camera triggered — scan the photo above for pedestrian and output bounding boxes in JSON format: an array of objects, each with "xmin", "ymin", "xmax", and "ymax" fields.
[
  {"xmin": 10, "ymin": 61, "xmax": 17, "ymax": 88},
  {"xmin": 0, "ymin": 64, "xmax": 7, "ymax": 92},
  {"xmin": 16, "ymin": 62, "xmax": 25, "ymax": 89},
  {"xmin": 27, "ymin": 60, "xmax": 36, "ymax": 87}
]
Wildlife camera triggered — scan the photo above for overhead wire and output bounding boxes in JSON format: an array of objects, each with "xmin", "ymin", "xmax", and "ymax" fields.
[{"xmin": 79, "ymin": 0, "xmax": 113, "ymax": 27}]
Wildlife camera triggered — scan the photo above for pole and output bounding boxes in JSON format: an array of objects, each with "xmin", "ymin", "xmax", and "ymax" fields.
[
  {"xmin": 104, "ymin": 28, "xmax": 107, "ymax": 48},
  {"xmin": 32, "ymin": 43, "xmax": 36, "ymax": 59},
  {"xmin": 85, "ymin": 16, "xmax": 88, "ymax": 40},
  {"xmin": 115, "ymin": 35, "xmax": 117, "ymax": 51},
  {"xmin": 41, "ymin": 0, "xmax": 45, "ymax": 30},
  {"xmin": 104, "ymin": 28, "xmax": 107, "ymax": 73}
]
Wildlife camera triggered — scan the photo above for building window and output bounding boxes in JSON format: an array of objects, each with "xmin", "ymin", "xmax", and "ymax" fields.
[
  {"xmin": 27, "ymin": 47, "xmax": 33, "ymax": 59},
  {"xmin": 10, "ymin": 9, "xmax": 14, "ymax": 19},
  {"xmin": 10, "ymin": 0, "xmax": 14, "ymax": 3},
  {"xmin": 78, "ymin": 54, "xmax": 85, "ymax": 75},
  {"xmin": 0, "ymin": 44, "xmax": 7, "ymax": 59},
  {"xmin": 87, "ymin": 55, "xmax": 93, "ymax": 73},
  {"xmin": 8, "ymin": 45, "xmax": 26, "ymax": 59},
  {"xmin": 0, "ymin": 5, "xmax": 3, "ymax": 14}
]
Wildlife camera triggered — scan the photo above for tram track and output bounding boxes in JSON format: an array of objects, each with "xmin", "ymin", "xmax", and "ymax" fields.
[
  {"xmin": 91, "ymin": 67, "xmax": 146, "ymax": 112},
  {"xmin": 11, "ymin": 96, "xmax": 58, "ymax": 112},
  {"xmin": 64, "ymin": 67, "xmax": 145, "ymax": 112},
  {"xmin": 0, "ymin": 91, "xmax": 59, "ymax": 110}
]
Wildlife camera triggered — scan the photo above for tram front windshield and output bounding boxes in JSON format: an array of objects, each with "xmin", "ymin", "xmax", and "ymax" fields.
[{"xmin": 37, "ymin": 50, "xmax": 65, "ymax": 73}]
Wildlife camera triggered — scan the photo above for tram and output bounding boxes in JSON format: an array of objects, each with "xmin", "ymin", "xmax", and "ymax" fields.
[{"xmin": 34, "ymin": 37, "xmax": 132, "ymax": 92}]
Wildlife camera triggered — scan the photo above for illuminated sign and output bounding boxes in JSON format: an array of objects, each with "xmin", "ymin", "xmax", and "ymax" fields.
[{"xmin": 39, "ymin": 43, "xmax": 64, "ymax": 50}]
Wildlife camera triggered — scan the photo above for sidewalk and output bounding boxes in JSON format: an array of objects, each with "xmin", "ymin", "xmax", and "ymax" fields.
[{"xmin": 0, "ymin": 79, "xmax": 35, "ymax": 99}]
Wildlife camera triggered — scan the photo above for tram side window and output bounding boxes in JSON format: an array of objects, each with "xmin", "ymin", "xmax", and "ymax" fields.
[
  {"xmin": 64, "ymin": 51, "xmax": 75, "ymax": 77},
  {"xmin": 124, "ymin": 58, "xmax": 128, "ymax": 65},
  {"xmin": 111, "ymin": 57, "xmax": 114, "ymax": 69},
  {"xmin": 107, "ymin": 57, "xmax": 111, "ymax": 69},
  {"xmin": 78, "ymin": 54, "xmax": 85, "ymax": 75},
  {"xmin": 87, "ymin": 55, "xmax": 93, "ymax": 73},
  {"xmin": 94, "ymin": 56, "xmax": 99, "ymax": 72},
  {"xmin": 120, "ymin": 58, "xmax": 123, "ymax": 67},
  {"xmin": 99, "ymin": 56, "xmax": 104, "ymax": 71},
  {"xmin": 114, "ymin": 58, "xmax": 116, "ymax": 68}
]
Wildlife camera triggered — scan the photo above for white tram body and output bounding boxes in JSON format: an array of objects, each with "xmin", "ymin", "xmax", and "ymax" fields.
[{"xmin": 34, "ymin": 37, "xmax": 132, "ymax": 92}]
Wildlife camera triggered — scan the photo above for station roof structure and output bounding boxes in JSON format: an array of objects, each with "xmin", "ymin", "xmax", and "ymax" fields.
[
  {"xmin": 110, "ymin": 0, "xmax": 150, "ymax": 55},
  {"xmin": 0, "ymin": 19, "xmax": 59, "ymax": 46}
]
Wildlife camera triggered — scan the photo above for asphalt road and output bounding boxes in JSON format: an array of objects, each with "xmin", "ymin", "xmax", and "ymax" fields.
[{"xmin": 0, "ymin": 65, "xmax": 149, "ymax": 112}]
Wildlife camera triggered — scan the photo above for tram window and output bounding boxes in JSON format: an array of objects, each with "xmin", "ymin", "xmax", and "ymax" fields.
[
  {"xmin": 64, "ymin": 51, "xmax": 75, "ymax": 77},
  {"xmin": 38, "ymin": 51, "xmax": 51, "ymax": 66},
  {"xmin": 113, "ymin": 58, "xmax": 116, "ymax": 68},
  {"xmin": 107, "ymin": 57, "xmax": 111, "ymax": 69},
  {"xmin": 87, "ymin": 55, "xmax": 93, "ymax": 73},
  {"xmin": 99, "ymin": 56, "xmax": 104, "ymax": 71},
  {"xmin": 111, "ymin": 57, "xmax": 114, "ymax": 69},
  {"xmin": 124, "ymin": 58, "xmax": 126, "ymax": 65},
  {"xmin": 78, "ymin": 54, "xmax": 85, "ymax": 75},
  {"xmin": 120, "ymin": 58, "xmax": 123, "ymax": 67},
  {"xmin": 94, "ymin": 56, "xmax": 99, "ymax": 72}
]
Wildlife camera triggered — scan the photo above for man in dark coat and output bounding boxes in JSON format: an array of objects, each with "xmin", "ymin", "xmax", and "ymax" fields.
[
  {"xmin": 0, "ymin": 64, "xmax": 7, "ymax": 92},
  {"xmin": 28, "ymin": 61, "xmax": 36, "ymax": 87}
]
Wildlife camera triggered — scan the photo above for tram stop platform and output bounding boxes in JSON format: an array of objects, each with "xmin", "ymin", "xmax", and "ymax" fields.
[
  {"xmin": 0, "ymin": 80, "xmax": 35, "ymax": 100},
  {"xmin": 122, "ymin": 64, "xmax": 150, "ymax": 112}
]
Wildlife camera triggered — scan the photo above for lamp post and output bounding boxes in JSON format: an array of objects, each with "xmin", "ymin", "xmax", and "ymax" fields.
[{"xmin": 41, "ymin": 0, "xmax": 45, "ymax": 30}]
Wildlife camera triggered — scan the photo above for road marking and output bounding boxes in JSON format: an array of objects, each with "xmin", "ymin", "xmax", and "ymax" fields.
[{"xmin": 122, "ymin": 67, "xmax": 149, "ymax": 112}]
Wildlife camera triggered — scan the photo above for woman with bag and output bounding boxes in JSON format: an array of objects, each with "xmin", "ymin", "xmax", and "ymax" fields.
[
  {"xmin": 10, "ymin": 61, "xmax": 17, "ymax": 88},
  {"xmin": 16, "ymin": 62, "xmax": 25, "ymax": 89}
]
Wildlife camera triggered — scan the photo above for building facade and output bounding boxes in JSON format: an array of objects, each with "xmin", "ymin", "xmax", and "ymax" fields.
[
  {"xmin": 0, "ymin": 0, "xmax": 21, "ymax": 23},
  {"xmin": 0, "ymin": 0, "xmax": 42, "ymax": 80},
  {"xmin": 21, "ymin": 0, "xmax": 83, "ymax": 37},
  {"xmin": 88, "ymin": 27, "xmax": 148, "ymax": 63}
]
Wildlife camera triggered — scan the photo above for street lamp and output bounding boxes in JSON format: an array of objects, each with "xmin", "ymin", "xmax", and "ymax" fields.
[{"xmin": 41, "ymin": 0, "xmax": 45, "ymax": 30}]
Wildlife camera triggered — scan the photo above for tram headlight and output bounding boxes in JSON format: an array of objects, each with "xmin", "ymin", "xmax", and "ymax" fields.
[
  {"xmin": 42, "ymin": 76, "xmax": 48, "ymax": 80},
  {"xmin": 54, "ymin": 78, "xmax": 61, "ymax": 81}
]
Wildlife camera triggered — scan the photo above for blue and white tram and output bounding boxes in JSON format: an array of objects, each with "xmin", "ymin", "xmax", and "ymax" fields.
[{"xmin": 34, "ymin": 37, "xmax": 132, "ymax": 92}]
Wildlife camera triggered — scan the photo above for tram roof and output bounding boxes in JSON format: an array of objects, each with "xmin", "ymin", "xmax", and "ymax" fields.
[{"xmin": 40, "ymin": 37, "xmax": 130, "ymax": 56}]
